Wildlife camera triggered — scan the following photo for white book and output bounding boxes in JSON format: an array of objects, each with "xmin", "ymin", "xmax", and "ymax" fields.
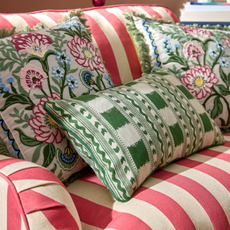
[{"xmin": 180, "ymin": 9, "xmax": 230, "ymax": 22}]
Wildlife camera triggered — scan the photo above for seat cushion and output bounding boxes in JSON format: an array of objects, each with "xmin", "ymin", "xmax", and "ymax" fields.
[{"xmin": 67, "ymin": 133, "xmax": 230, "ymax": 229}]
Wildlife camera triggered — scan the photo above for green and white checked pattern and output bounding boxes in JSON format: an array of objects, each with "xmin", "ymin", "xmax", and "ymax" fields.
[{"xmin": 45, "ymin": 67, "xmax": 224, "ymax": 202}]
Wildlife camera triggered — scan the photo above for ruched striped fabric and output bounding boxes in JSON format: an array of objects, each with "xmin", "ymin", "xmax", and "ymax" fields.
[
  {"xmin": 0, "ymin": 155, "xmax": 82, "ymax": 230},
  {"xmin": 0, "ymin": 5, "xmax": 179, "ymax": 85},
  {"xmin": 67, "ymin": 134, "xmax": 230, "ymax": 230}
]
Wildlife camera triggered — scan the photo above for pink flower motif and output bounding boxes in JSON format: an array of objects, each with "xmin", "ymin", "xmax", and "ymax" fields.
[
  {"xmin": 181, "ymin": 65, "xmax": 218, "ymax": 100},
  {"xmin": 11, "ymin": 33, "xmax": 52, "ymax": 57},
  {"xmin": 181, "ymin": 27, "xmax": 213, "ymax": 41},
  {"xmin": 225, "ymin": 38, "xmax": 230, "ymax": 49},
  {"xmin": 20, "ymin": 65, "xmax": 48, "ymax": 92},
  {"xmin": 67, "ymin": 34, "xmax": 105, "ymax": 73},
  {"xmin": 29, "ymin": 93, "xmax": 65, "ymax": 144},
  {"xmin": 183, "ymin": 41, "xmax": 204, "ymax": 59}
]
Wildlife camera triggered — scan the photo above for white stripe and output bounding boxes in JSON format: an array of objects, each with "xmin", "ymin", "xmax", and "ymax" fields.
[
  {"xmin": 128, "ymin": 6, "xmax": 152, "ymax": 18},
  {"xmin": 144, "ymin": 177, "xmax": 213, "ymax": 230},
  {"xmin": 21, "ymin": 214, "xmax": 27, "ymax": 230},
  {"xmin": 13, "ymin": 179, "xmax": 56, "ymax": 193},
  {"xmin": 224, "ymin": 135, "xmax": 230, "ymax": 142},
  {"xmin": 0, "ymin": 155, "xmax": 10, "ymax": 160},
  {"xmin": 188, "ymin": 154, "xmax": 230, "ymax": 174},
  {"xmin": 164, "ymin": 163, "xmax": 230, "ymax": 227},
  {"xmin": 0, "ymin": 161, "xmax": 42, "ymax": 176},
  {"xmin": 208, "ymin": 144, "xmax": 230, "ymax": 153},
  {"xmin": 26, "ymin": 211, "xmax": 56, "ymax": 230},
  {"xmin": 32, "ymin": 183, "xmax": 82, "ymax": 229},
  {"xmin": 81, "ymin": 223, "xmax": 103, "ymax": 230},
  {"xmin": 2, "ymin": 15, "xmax": 29, "ymax": 32},
  {"xmin": 106, "ymin": 7, "xmax": 131, "ymax": 25},
  {"xmin": 84, "ymin": 10, "xmax": 133, "ymax": 84},
  {"xmin": 0, "ymin": 177, "xmax": 8, "ymax": 230},
  {"xmin": 151, "ymin": 7, "xmax": 175, "ymax": 22},
  {"xmin": 67, "ymin": 180, "xmax": 176, "ymax": 230},
  {"xmin": 31, "ymin": 13, "xmax": 59, "ymax": 28}
]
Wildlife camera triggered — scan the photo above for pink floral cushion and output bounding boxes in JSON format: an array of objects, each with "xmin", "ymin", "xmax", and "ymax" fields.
[
  {"xmin": 0, "ymin": 17, "xmax": 113, "ymax": 183},
  {"xmin": 126, "ymin": 13, "xmax": 230, "ymax": 130}
]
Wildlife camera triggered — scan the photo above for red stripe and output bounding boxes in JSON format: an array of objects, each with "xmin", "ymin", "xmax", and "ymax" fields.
[
  {"xmin": 96, "ymin": 9, "xmax": 142, "ymax": 81},
  {"xmin": 0, "ymin": 15, "xmax": 14, "ymax": 29},
  {"xmin": 85, "ymin": 14, "xmax": 122, "ymax": 85},
  {"xmin": 7, "ymin": 186, "xmax": 23, "ymax": 230},
  {"xmin": 197, "ymin": 149, "xmax": 230, "ymax": 163},
  {"xmin": 80, "ymin": 172, "xmax": 105, "ymax": 187},
  {"xmin": 175, "ymin": 158, "xmax": 230, "ymax": 192},
  {"xmin": 41, "ymin": 12, "xmax": 64, "ymax": 22},
  {"xmin": 0, "ymin": 173, "xmax": 30, "ymax": 230},
  {"xmin": 134, "ymin": 185, "xmax": 196, "ymax": 230},
  {"xmin": 223, "ymin": 140, "xmax": 230, "ymax": 147},
  {"xmin": 152, "ymin": 169, "xmax": 230, "ymax": 230},
  {"xmin": 20, "ymin": 189, "xmax": 80, "ymax": 229},
  {"xmin": 71, "ymin": 194, "xmax": 151, "ymax": 230}
]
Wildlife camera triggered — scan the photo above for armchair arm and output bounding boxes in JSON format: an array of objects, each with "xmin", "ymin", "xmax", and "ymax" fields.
[{"xmin": 0, "ymin": 154, "xmax": 82, "ymax": 230}]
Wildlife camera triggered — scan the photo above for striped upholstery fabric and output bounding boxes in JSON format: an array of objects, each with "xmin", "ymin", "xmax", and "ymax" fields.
[
  {"xmin": 67, "ymin": 134, "xmax": 230, "ymax": 230},
  {"xmin": 0, "ymin": 5, "xmax": 179, "ymax": 85},
  {"xmin": 0, "ymin": 155, "xmax": 82, "ymax": 230}
]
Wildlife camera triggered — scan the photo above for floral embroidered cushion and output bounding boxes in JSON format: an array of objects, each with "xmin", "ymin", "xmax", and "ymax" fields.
[
  {"xmin": 125, "ymin": 13, "xmax": 230, "ymax": 130},
  {"xmin": 0, "ymin": 17, "xmax": 113, "ymax": 183},
  {"xmin": 44, "ymin": 66, "xmax": 224, "ymax": 202}
]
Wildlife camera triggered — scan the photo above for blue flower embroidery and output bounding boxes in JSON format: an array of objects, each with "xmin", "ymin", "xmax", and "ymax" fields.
[
  {"xmin": 3, "ymin": 87, "xmax": 10, "ymax": 92},
  {"xmin": 7, "ymin": 77, "xmax": 15, "ymax": 83},
  {"xmin": 162, "ymin": 37, "xmax": 174, "ymax": 53},
  {"xmin": 214, "ymin": 40, "xmax": 226, "ymax": 51},
  {"xmin": 219, "ymin": 57, "xmax": 229, "ymax": 67},
  {"xmin": 52, "ymin": 66, "xmax": 64, "ymax": 78},
  {"xmin": 55, "ymin": 51, "xmax": 71, "ymax": 65},
  {"xmin": 208, "ymin": 48, "xmax": 219, "ymax": 58},
  {"xmin": 66, "ymin": 76, "xmax": 78, "ymax": 89}
]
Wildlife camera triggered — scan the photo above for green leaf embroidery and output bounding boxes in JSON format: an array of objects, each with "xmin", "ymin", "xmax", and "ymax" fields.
[
  {"xmin": 163, "ymin": 55, "xmax": 187, "ymax": 67},
  {"xmin": 32, "ymin": 143, "xmax": 46, "ymax": 163},
  {"xmin": 15, "ymin": 128, "xmax": 41, "ymax": 147},
  {"xmin": 0, "ymin": 94, "xmax": 35, "ymax": 111},
  {"xmin": 0, "ymin": 137, "xmax": 12, "ymax": 157},
  {"xmin": 219, "ymin": 65, "xmax": 230, "ymax": 88},
  {"xmin": 211, "ymin": 96, "xmax": 223, "ymax": 119},
  {"xmin": 42, "ymin": 143, "xmax": 55, "ymax": 168},
  {"xmin": 216, "ymin": 84, "xmax": 230, "ymax": 96}
]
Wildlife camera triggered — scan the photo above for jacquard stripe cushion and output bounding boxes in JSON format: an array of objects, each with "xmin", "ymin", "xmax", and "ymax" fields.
[
  {"xmin": 45, "ymin": 67, "xmax": 224, "ymax": 202},
  {"xmin": 0, "ymin": 5, "xmax": 180, "ymax": 85},
  {"xmin": 0, "ymin": 154, "xmax": 82, "ymax": 230},
  {"xmin": 68, "ymin": 134, "xmax": 230, "ymax": 229}
]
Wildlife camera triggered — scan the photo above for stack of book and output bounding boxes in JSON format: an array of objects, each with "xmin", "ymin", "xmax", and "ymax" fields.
[{"xmin": 180, "ymin": 1, "xmax": 230, "ymax": 26}]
